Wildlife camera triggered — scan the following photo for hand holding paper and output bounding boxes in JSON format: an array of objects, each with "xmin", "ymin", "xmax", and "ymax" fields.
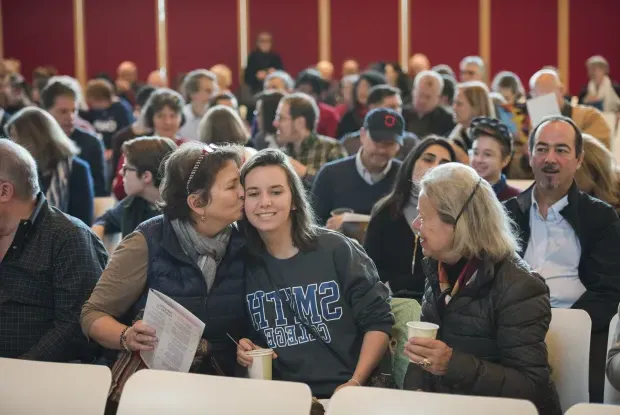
[{"xmin": 140, "ymin": 289, "xmax": 206, "ymax": 372}]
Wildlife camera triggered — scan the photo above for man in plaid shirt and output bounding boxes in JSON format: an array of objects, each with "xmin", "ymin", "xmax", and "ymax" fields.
[
  {"xmin": 274, "ymin": 92, "xmax": 347, "ymax": 184},
  {"xmin": 0, "ymin": 140, "xmax": 107, "ymax": 361}
]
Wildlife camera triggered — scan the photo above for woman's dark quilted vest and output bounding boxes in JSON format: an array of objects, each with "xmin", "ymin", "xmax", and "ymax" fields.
[{"xmin": 133, "ymin": 215, "xmax": 249, "ymax": 375}]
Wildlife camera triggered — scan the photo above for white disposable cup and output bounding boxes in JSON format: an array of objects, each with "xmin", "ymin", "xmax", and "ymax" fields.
[
  {"xmin": 247, "ymin": 348, "xmax": 274, "ymax": 380},
  {"xmin": 406, "ymin": 321, "xmax": 440, "ymax": 363}
]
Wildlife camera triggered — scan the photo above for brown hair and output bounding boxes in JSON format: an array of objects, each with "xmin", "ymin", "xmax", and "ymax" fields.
[
  {"xmin": 143, "ymin": 88, "xmax": 185, "ymax": 130},
  {"xmin": 575, "ymin": 134, "xmax": 620, "ymax": 210},
  {"xmin": 240, "ymin": 148, "xmax": 318, "ymax": 254},
  {"xmin": 122, "ymin": 136, "xmax": 178, "ymax": 187},
  {"xmin": 198, "ymin": 105, "xmax": 248, "ymax": 146},
  {"xmin": 281, "ymin": 92, "xmax": 319, "ymax": 132},
  {"xmin": 5, "ymin": 106, "xmax": 79, "ymax": 172},
  {"xmin": 85, "ymin": 78, "xmax": 114, "ymax": 102},
  {"xmin": 181, "ymin": 69, "xmax": 217, "ymax": 101},
  {"xmin": 456, "ymin": 81, "xmax": 495, "ymax": 118},
  {"xmin": 158, "ymin": 142, "xmax": 242, "ymax": 222}
]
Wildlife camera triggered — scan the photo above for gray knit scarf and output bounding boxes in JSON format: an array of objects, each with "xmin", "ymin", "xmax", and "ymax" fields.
[{"xmin": 170, "ymin": 219, "xmax": 232, "ymax": 293}]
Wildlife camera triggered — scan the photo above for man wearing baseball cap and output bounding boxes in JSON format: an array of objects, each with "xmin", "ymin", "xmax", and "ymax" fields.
[{"xmin": 311, "ymin": 108, "xmax": 404, "ymax": 231}]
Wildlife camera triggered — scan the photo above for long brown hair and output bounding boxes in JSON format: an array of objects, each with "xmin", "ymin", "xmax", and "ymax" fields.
[
  {"xmin": 5, "ymin": 106, "xmax": 79, "ymax": 172},
  {"xmin": 575, "ymin": 134, "xmax": 620, "ymax": 210},
  {"xmin": 198, "ymin": 105, "xmax": 248, "ymax": 145},
  {"xmin": 239, "ymin": 148, "xmax": 318, "ymax": 255}
]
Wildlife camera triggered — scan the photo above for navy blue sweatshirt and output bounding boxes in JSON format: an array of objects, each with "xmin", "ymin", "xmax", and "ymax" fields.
[
  {"xmin": 311, "ymin": 155, "xmax": 401, "ymax": 225},
  {"xmin": 70, "ymin": 128, "xmax": 107, "ymax": 196},
  {"xmin": 79, "ymin": 102, "xmax": 131, "ymax": 150},
  {"xmin": 244, "ymin": 230, "xmax": 393, "ymax": 397}
]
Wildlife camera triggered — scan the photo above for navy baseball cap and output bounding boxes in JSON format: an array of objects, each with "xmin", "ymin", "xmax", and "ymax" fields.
[{"xmin": 363, "ymin": 108, "xmax": 405, "ymax": 145}]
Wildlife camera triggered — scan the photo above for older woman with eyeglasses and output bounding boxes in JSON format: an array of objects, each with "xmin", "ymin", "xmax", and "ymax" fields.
[
  {"xmin": 81, "ymin": 143, "xmax": 248, "ymax": 402},
  {"xmin": 403, "ymin": 163, "xmax": 561, "ymax": 415}
]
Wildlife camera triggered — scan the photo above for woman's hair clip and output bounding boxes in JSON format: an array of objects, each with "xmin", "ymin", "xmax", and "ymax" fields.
[{"xmin": 186, "ymin": 144, "xmax": 218, "ymax": 195}]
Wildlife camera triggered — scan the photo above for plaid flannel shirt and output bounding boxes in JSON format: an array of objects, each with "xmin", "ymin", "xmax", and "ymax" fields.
[
  {"xmin": 0, "ymin": 193, "xmax": 107, "ymax": 361},
  {"xmin": 286, "ymin": 133, "xmax": 348, "ymax": 179}
]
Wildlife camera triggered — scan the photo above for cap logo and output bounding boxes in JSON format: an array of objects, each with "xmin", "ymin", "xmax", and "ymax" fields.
[{"xmin": 384, "ymin": 114, "xmax": 396, "ymax": 127}]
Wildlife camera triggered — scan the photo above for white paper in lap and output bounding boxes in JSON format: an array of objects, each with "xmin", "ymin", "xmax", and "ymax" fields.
[{"xmin": 140, "ymin": 289, "xmax": 206, "ymax": 372}]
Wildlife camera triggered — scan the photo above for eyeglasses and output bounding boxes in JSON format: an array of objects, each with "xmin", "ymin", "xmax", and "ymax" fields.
[
  {"xmin": 121, "ymin": 164, "xmax": 138, "ymax": 175},
  {"xmin": 186, "ymin": 144, "xmax": 217, "ymax": 195},
  {"xmin": 454, "ymin": 177, "xmax": 482, "ymax": 226}
]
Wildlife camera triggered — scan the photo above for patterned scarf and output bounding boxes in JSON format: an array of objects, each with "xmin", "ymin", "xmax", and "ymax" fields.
[
  {"xmin": 171, "ymin": 219, "xmax": 232, "ymax": 293},
  {"xmin": 45, "ymin": 157, "xmax": 72, "ymax": 213},
  {"xmin": 438, "ymin": 257, "xmax": 480, "ymax": 305}
]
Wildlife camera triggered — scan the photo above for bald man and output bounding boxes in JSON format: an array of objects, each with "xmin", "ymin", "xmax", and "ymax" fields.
[
  {"xmin": 529, "ymin": 69, "xmax": 611, "ymax": 149},
  {"xmin": 342, "ymin": 60, "xmax": 359, "ymax": 77},
  {"xmin": 211, "ymin": 64, "xmax": 232, "ymax": 92},
  {"xmin": 408, "ymin": 53, "xmax": 430, "ymax": 79},
  {"xmin": 147, "ymin": 70, "xmax": 167, "ymax": 88},
  {"xmin": 317, "ymin": 61, "xmax": 339, "ymax": 105},
  {"xmin": 405, "ymin": 70, "xmax": 455, "ymax": 138}
]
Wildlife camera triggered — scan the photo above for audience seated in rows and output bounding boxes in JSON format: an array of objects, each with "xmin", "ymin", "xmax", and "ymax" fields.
[
  {"xmin": 80, "ymin": 78, "xmax": 132, "ymax": 156},
  {"xmin": 41, "ymin": 80, "xmax": 107, "ymax": 197},
  {"xmin": 198, "ymin": 104, "xmax": 257, "ymax": 162},
  {"xmin": 5, "ymin": 107, "xmax": 94, "ymax": 225},
  {"xmin": 178, "ymin": 69, "xmax": 219, "ymax": 141},
  {"xmin": 405, "ymin": 70, "xmax": 455, "ymax": 139},
  {"xmin": 342, "ymin": 85, "xmax": 419, "ymax": 160},
  {"xmin": 237, "ymin": 149, "xmax": 393, "ymax": 398},
  {"xmin": 112, "ymin": 88, "xmax": 187, "ymax": 200},
  {"xmin": 0, "ymin": 140, "xmax": 107, "ymax": 361},
  {"xmin": 449, "ymin": 81, "xmax": 496, "ymax": 163},
  {"xmin": 578, "ymin": 55, "xmax": 620, "ymax": 113},
  {"xmin": 504, "ymin": 115, "xmax": 620, "ymax": 403},
  {"xmin": 92, "ymin": 136, "xmax": 177, "ymax": 240},
  {"xmin": 469, "ymin": 116, "xmax": 521, "ymax": 201},
  {"xmin": 404, "ymin": 163, "xmax": 561, "ymax": 415},
  {"xmin": 251, "ymin": 90, "xmax": 285, "ymax": 150},
  {"xmin": 273, "ymin": 92, "xmax": 347, "ymax": 185},
  {"xmin": 364, "ymin": 137, "xmax": 456, "ymax": 301},
  {"xmin": 336, "ymin": 70, "xmax": 386, "ymax": 138},
  {"xmin": 459, "ymin": 55, "xmax": 486, "ymax": 83},
  {"xmin": 110, "ymin": 85, "xmax": 156, "ymax": 172},
  {"xmin": 312, "ymin": 108, "xmax": 404, "ymax": 229},
  {"xmin": 295, "ymin": 68, "xmax": 340, "ymax": 138}
]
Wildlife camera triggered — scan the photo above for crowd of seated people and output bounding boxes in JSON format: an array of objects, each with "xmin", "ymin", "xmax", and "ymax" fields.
[{"xmin": 2, "ymin": 38, "xmax": 620, "ymax": 415}]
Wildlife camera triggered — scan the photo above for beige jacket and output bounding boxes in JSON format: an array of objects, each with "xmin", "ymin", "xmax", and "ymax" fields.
[{"xmin": 570, "ymin": 104, "xmax": 612, "ymax": 149}]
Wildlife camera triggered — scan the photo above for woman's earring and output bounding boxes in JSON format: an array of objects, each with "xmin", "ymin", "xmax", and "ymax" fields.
[{"xmin": 201, "ymin": 215, "xmax": 206, "ymax": 222}]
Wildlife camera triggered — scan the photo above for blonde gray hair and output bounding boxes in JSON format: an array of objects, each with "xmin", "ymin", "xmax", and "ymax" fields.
[{"xmin": 420, "ymin": 163, "xmax": 519, "ymax": 262}]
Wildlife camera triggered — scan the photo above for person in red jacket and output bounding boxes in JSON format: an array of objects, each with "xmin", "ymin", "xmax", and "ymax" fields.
[{"xmin": 295, "ymin": 68, "xmax": 340, "ymax": 138}]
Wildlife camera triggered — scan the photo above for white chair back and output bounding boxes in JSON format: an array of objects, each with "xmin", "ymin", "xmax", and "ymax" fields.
[
  {"xmin": 506, "ymin": 179, "xmax": 534, "ymax": 191},
  {"xmin": 0, "ymin": 358, "xmax": 111, "ymax": 415},
  {"xmin": 604, "ymin": 313, "xmax": 620, "ymax": 404},
  {"xmin": 545, "ymin": 308, "xmax": 592, "ymax": 412},
  {"xmin": 116, "ymin": 370, "xmax": 312, "ymax": 415},
  {"xmin": 565, "ymin": 402, "xmax": 620, "ymax": 414},
  {"xmin": 326, "ymin": 387, "xmax": 538, "ymax": 415}
]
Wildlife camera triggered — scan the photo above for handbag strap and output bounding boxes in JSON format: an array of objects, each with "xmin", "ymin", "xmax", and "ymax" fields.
[{"xmin": 260, "ymin": 260, "xmax": 353, "ymax": 371}]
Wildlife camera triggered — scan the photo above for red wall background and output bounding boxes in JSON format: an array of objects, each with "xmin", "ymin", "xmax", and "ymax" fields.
[
  {"xmin": 167, "ymin": 0, "xmax": 239, "ymax": 90},
  {"xmin": 3, "ymin": 0, "xmax": 620, "ymax": 94},
  {"xmin": 569, "ymin": 0, "xmax": 620, "ymax": 95},
  {"xmin": 331, "ymin": 0, "xmax": 399, "ymax": 77},
  {"xmin": 3, "ymin": 0, "xmax": 75, "ymax": 80},
  {"xmin": 490, "ymin": 0, "xmax": 557, "ymax": 88},
  {"xmin": 410, "ymin": 0, "xmax": 479, "ymax": 77},
  {"xmin": 84, "ymin": 0, "xmax": 157, "ymax": 81},
  {"xmin": 249, "ymin": 0, "xmax": 318, "ymax": 80}
]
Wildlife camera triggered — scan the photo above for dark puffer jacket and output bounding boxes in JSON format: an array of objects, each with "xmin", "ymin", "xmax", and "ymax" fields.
[{"xmin": 404, "ymin": 253, "xmax": 561, "ymax": 415}]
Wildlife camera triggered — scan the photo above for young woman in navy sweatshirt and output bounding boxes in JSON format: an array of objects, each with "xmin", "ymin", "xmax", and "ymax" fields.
[{"xmin": 236, "ymin": 149, "xmax": 393, "ymax": 398}]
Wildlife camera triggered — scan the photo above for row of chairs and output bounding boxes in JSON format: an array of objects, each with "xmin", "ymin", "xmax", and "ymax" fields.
[{"xmin": 0, "ymin": 308, "xmax": 616, "ymax": 414}]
